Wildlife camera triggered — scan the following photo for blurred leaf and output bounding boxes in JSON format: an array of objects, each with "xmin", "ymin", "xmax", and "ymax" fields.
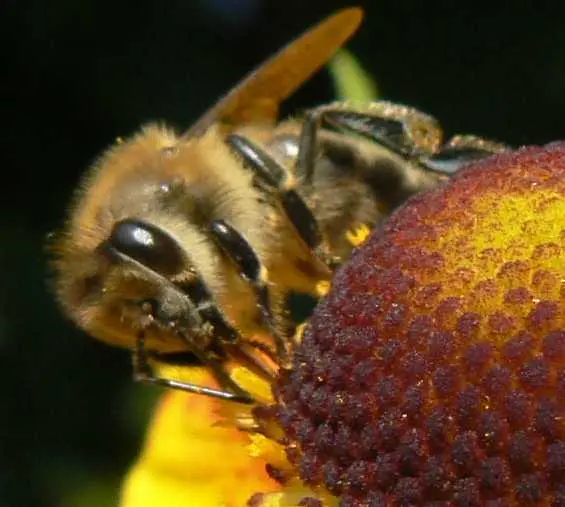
[
  {"xmin": 328, "ymin": 49, "xmax": 378, "ymax": 102},
  {"xmin": 119, "ymin": 384, "xmax": 162, "ymax": 436},
  {"xmin": 62, "ymin": 477, "xmax": 118, "ymax": 507}
]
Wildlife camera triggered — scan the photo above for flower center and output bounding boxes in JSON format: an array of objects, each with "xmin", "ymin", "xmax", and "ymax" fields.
[{"xmin": 262, "ymin": 144, "xmax": 565, "ymax": 506}]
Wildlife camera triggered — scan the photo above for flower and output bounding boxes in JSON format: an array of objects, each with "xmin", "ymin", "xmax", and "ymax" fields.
[
  {"xmin": 121, "ymin": 143, "xmax": 564, "ymax": 506},
  {"xmin": 120, "ymin": 365, "xmax": 334, "ymax": 506},
  {"xmin": 275, "ymin": 143, "xmax": 565, "ymax": 505},
  {"xmin": 120, "ymin": 367, "xmax": 281, "ymax": 507}
]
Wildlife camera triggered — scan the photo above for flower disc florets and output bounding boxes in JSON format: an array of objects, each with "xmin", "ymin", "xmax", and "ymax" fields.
[{"xmin": 274, "ymin": 143, "xmax": 565, "ymax": 505}]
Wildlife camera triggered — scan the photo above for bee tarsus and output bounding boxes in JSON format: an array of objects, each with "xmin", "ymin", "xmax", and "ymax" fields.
[
  {"xmin": 320, "ymin": 103, "xmax": 509, "ymax": 174},
  {"xmin": 417, "ymin": 135, "xmax": 509, "ymax": 175}
]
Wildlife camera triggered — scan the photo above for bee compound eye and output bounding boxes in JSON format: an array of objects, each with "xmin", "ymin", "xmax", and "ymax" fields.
[{"xmin": 108, "ymin": 219, "xmax": 186, "ymax": 276}]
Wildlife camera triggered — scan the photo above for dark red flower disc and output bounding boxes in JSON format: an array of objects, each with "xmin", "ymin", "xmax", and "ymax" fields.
[{"xmin": 275, "ymin": 143, "xmax": 565, "ymax": 506}]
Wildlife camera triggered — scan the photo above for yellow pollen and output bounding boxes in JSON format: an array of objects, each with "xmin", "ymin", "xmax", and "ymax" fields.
[
  {"xmin": 293, "ymin": 323, "xmax": 307, "ymax": 344},
  {"xmin": 345, "ymin": 223, "xmax": 371, "ymax": 246},
  {"xmin": 314, "ymin": 279, "xmax": 331, "ymax": 297}
]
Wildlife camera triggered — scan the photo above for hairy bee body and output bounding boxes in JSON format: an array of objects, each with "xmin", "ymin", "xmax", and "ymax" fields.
[
  {"xmin": 239, "ymin": 113, "xmax": 446, "ymax": 261},
  {"xmin": 52, "ymin": 8, "xmax": 507, "ymax": 401},
  {"xmin": 56, "ymin": 124, "xmax": 267, "ymax": 354},
  {"xmin": 55, "ymin": 105, "xmax": 450, "ymax": 350}
]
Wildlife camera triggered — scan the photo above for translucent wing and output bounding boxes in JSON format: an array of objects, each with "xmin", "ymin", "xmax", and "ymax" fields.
[{"xmin": 184, "ymin": 8, "xmax": 364, "ymax": 138}]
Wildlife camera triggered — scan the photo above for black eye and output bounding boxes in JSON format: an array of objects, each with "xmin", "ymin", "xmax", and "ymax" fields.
[{"xmin": 107, "ymin": 219, "xmax": 185, "ymax": 276}]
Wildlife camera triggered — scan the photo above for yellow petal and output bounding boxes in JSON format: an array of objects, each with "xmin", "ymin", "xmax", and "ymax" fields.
[{"xmin": 120, "ymin": 368, "xmax": 280, "ymax": 507}]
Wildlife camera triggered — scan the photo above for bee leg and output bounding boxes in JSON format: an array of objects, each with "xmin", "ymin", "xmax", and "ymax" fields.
[
  {"xmin": 196, "ymin": 303, "xmax": 278, "ymax": 382},
  {"xmin": 186, "ymin": 279, "xmax": 240, "ymax": 345},
  {"xmin": 209, "ymin": 219, "xmax": 290, "ymax": 365},
  {"xmin": 417, "ymin": 135, "xmax": 508, "ymax": 175},
  {"xmin": 133, "ymin": 332, "xmax": 253, "ymax": 403},
  {"xmin": 317, "ymin": 105, "xmax": 508, "ymax": 175},
  {"xmin": 293, "ymin": 104, "xmax": 421, "ymax": 183},
  {"xmin": 226, "ymin": 134, "xmax": 323, "ymax": 253},
  {"xmin": 138, "ymin": 283, "xmax": 273, "ymax": 402},
  {"xmin": 310, "ymin": 104, "xmax": 442, "ymax": 159},
  {"xmin": 295, "ymin": 110, "xmax": 319, "ymax": 184}
]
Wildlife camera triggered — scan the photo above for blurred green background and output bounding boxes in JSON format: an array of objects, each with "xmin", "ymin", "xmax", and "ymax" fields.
[{"xmin": 3, "ymin": 0, "xmax": 565, "ymax": 505}]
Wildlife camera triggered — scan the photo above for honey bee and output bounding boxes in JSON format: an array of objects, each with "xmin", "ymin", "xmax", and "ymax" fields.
[{"xmin": 51, "ymin": 8, "xmax": 507, "ymax": 403}]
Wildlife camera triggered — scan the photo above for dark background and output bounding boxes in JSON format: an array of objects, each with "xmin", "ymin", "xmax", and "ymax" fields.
[{"xmin": 3, "ymin": 0, "xmax": 565, "ymax": 505}]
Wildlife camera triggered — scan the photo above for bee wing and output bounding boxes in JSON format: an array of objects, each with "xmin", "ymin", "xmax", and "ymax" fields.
[{"xmin": 184, "ymin": 7, "xmax": 364, "ymax": 138}]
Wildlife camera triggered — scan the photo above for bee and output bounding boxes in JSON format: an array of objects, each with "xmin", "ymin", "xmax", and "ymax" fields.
[{"xmin": 51, "ymin": 8, "xmax": 507, "ymax": 403}]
